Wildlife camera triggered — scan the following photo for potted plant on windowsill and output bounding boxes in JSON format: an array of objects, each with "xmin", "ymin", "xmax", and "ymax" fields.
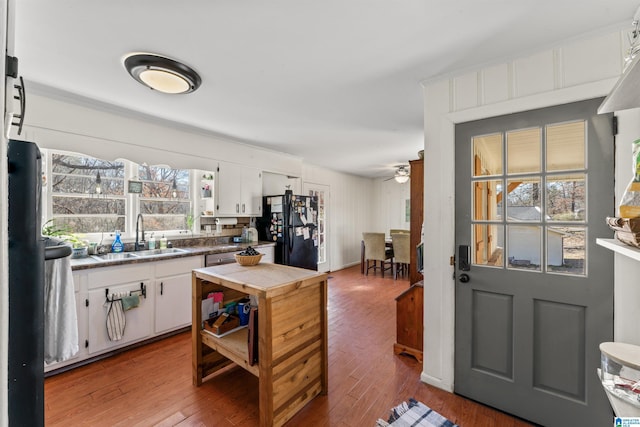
[{"xmin": 42, "ymin": 219, "xmax": 89, "ymax": 258}]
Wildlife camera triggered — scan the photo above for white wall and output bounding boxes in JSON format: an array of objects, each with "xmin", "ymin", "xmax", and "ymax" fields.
[
  {"xmin": 421, "ymin": 29, "xmax": 628, "ymax": 392},
  {"xmin": 18, "ymin": 90, "xmax": 303, "ymax": 176},
  {"xmin": 372, "ymin": 178, "xmax": 411, "ymax": 234}
]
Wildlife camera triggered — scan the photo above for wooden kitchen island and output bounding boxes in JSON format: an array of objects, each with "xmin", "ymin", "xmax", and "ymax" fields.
[{"xmin": 192, "ymin": 263, "xmax": 328, "ymax": 427}]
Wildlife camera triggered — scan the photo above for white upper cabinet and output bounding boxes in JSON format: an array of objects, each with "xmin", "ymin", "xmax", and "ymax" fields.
[{"xmin": 216, "ymin": 161, "xmax": 262, "ymax": 216}]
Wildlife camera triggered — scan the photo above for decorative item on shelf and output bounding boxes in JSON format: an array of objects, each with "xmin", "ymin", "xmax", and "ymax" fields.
[
  {"xmin": 418, "ymin": 149, "xmax": 424, "ymax": 159},
  {"xmin": 607, "ymin": 217, "xmax": 640, "ymax": 248},
  {"xmin": 202, "ymin": 173, "xmax": 214, "ymax": 180},
  {"xmin": 201, "ymin": 183, "xmax": 211, "ymax": 198}
]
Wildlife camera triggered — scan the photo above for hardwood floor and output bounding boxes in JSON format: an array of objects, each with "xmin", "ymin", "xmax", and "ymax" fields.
[{"xmin": 45, "ymin": 265, "xmax": 533, "ymax": 426}]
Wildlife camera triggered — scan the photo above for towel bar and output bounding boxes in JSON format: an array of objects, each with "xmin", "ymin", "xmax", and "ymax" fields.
[{"xmin": 105, "ymin": 282, "xmax": 146, "ymax": 302}]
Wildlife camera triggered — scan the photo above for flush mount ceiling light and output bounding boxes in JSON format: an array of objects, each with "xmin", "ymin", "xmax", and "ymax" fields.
[{"xmin": 123, "ymin": 53, "xmax": 201, "ymax": 94}]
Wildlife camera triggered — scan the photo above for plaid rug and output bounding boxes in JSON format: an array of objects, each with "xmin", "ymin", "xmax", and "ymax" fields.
[{"xmin": 376, "ymin": 398, "xmax": 459, "ymax": 427}]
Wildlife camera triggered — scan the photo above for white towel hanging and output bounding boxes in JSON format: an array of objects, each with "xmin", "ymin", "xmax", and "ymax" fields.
[{"xmin": 106, "ymin": 292, "xmax": 126, "ymax": 341}]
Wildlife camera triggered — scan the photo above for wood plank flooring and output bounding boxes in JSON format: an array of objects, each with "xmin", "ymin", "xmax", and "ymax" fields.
[{"xmin": 45, "ymin": 265, "xmax": 533, "ymax": 426}]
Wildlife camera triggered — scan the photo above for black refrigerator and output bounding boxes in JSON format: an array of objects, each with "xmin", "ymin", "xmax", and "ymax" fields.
[
  {"xmin": 258, "ymin": 191, "xmax": 318, "ymax": 271},
  {"xmin": 8, "ymin": 139, "xmax": 45, "ymax": 426}
]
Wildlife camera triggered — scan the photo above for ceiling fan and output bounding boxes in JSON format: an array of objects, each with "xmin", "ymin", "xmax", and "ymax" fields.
[{"xmin": 384, "ymin": 165, "xmax": 410, "ymax": 183}]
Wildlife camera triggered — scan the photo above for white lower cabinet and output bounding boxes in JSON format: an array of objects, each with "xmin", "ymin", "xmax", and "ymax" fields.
[
  {"xmin": 154, "ymin": 256, "xmax": 203, "ymax": 334},
  {"xmin": 86, "ymin": 262, "xmax": 154, "ymax": 354},
  {"xmin": 261, "ymin": 245, "xmax": 275, "ymax": 263}
]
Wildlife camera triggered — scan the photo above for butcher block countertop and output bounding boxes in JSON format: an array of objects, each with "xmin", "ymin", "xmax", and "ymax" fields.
[{"xmin": 192, "ymin": 262, "xmax": 326, "ymax": 297}]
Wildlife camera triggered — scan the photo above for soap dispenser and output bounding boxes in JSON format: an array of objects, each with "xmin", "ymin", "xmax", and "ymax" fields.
[
  {"xmin": 160, "ymin": 234, "xmax": 167, "ymax": 249},
  {"xmin": 111, "ymin": 230, "xmax": 124, "ymax": 253}
]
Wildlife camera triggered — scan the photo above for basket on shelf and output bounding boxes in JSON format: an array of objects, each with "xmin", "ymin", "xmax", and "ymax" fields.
[
  {"xmin": 234, "ymin": 253, "xmax": 263, "ymax": 266},
  {"xmin": 607, "ymin": 217, "xmax": 640, "ymax": 248}
]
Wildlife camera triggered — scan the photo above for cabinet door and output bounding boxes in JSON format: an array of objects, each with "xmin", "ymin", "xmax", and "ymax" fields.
[
  {"xmin": 87, "ymin": 281, "xmax": 153, "ymax": 355},
  {"xmin": 241, "ymin": 167, "xmax": 262, "ymax": 216},
  {"xmin": 216, "ymin": 162, "xmax": 242, "ymax": 216},
  {"xmin": 155, "ymin": 273, "xmax": 192, "ymax": 333},
  {"xmin": 260, "ymin": 245, "xmax": 275, "ymax": 263}
]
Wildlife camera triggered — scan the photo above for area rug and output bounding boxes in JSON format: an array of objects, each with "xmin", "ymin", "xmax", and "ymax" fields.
[{"xmin": 375, "ymin": 398, "xmax": 459, "ymax": 427}]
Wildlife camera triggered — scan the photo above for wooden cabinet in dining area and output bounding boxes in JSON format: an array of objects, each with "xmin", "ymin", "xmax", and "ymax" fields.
[{"xmin": 409, "ymin": 158, "xmax": 423, "ymax": 284}]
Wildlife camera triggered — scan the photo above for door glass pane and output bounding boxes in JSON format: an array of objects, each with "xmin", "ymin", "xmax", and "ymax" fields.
[
  {"xmin": 506, "ymin": 178, "xmax": 541, "ymax": 222},
  {"xmin": 507, "ymin": 128, "xmax": 541, "ymax": 174},
  {"xmin": 473, "ymin": 224, "xmax": 504, "ymax": 267},
  {"xmin": 547, "ymin": 226, "xmax": 586, "ymax": 276},
  {"xmin": 473, "ymin": 180, "xmax": 503, "ymax": 221},
  {"xmin": 507, "ymin": 225, "xmax": 541, "ymax": 271},
  {"xmin": 473, "ymin": 133, "xmax": 503, "ymax": 176},
  {"xmin": 546, "ymin": 121, "xmax": 585, "ymax": 171},
  {"xmin": 546, "ymin": 173, "xmax": 586, "ymax": 222}
]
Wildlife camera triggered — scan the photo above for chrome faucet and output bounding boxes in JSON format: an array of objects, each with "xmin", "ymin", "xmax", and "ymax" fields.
[{"xmin": 135, "ymin": 213, "xmax": 145, "ymax": 251}]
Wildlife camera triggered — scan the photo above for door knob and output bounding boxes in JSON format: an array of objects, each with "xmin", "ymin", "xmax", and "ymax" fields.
[{"xmin": 459, "ymin": 273, "xmax": 470, "ymax": 283}]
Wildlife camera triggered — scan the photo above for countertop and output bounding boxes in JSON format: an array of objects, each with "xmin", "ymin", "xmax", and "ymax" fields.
[{"xmin": 70, "ymin": 241, "xmax": 275, "ymax": 271}]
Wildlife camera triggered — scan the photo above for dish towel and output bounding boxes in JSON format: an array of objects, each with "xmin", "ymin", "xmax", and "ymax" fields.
[
  {"xmin": 44, "ymin": 255, "xmax": 79, "ymax": 364},
  {"xmin": 106, "ymin": 292, "xmax": 126, "ymax": 341},
  {"xmin": 121, "ymin": 294, "xmax": 140, "ymax": 311}
]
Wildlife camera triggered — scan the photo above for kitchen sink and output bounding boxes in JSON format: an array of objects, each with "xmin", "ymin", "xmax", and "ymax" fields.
[
  {"xmin": 92, "ymin": 252, "xmax": 140, "ymax": 261},
  {"xmin": 132, "ymin": 247, "xmax": 189, "ymax": 257},
  {"xmin": 89, "ymin": 247, "xmax": 189, "ymax": 262}
]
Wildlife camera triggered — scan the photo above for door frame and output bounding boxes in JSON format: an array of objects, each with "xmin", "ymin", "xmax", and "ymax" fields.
[
  {"xmin": 302, "ymin": 181, "xmax": 330, "ymax": 273},
  {"xmin": 421, "ymin": 79, "xmax": 617, "ymax": 392}
]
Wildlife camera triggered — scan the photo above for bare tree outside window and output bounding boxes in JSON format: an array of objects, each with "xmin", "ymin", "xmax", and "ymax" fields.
[
  {"xmin": 138, "ymin": 165, "xmax": 191, "ymax": 232},
  {"xmin": 51, "ymin": 153, "xmax": 125, "ymax": 233}
]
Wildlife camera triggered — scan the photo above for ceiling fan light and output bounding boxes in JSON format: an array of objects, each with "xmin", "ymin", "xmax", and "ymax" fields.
[
  {"xmin": 124, "ymin": 53, "xmax": 201, "ymax": 94},
  {"xmin": 394, "ymin": 175, "xmax": 409, "ymax": 183}
]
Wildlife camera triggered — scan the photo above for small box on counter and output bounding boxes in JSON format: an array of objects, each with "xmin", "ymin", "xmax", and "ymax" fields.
[{"xmin": 203, "ymin": 312, "xmax": 240, "ymax": 335}]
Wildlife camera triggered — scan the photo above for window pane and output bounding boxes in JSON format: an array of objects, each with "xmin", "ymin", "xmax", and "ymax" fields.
[
  {"xmin": 546, "ymin": 173, "xmax": 586, "ymax": 222},
  {"xmin": 138, "ymin": 165, "xmax": 191, "ymax": 232},
  {"xmin": 546, "ymin": 121, "xmax": 585, "ymax": 171},
  {"xmin": 507, "ymin": 128, "xmax": 541, "ymax": 174},
  {"xmin": 50, "ymin": 153, "xmax": 125, "ymax": 233},
  {"xmin": 473, "ymin": 180, "xmax": 503, "ymax": 221},
  {"xmin": 473, "ymin": 224, "xmax": 504, "ymax": 267},
  {"xmin": 507, "ymin": 225, "xmax": 541, "ymax": 271},
  {"xmin": 547, "ymin": 227, "xmax": 585, "ymax": 276},
  {"xmin": 473, "ymin": 133, "xmax": 503, "ymax": 176},
  {"xmin": 506, "ymin": 179, "xmax": 541, "ymax": 222}
]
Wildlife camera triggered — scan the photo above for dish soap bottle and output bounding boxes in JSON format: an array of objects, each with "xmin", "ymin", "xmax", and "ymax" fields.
[
  {"xmin": 111, "ymin": 230, "xmax": 124, "ymax": 253},
  {"xmin": 160, "ymin": 234, "xmax": 167, "ymax": 249},
  {"xmin": 148, "ymin": 233, "xmax": 156, "ymax": 250}
]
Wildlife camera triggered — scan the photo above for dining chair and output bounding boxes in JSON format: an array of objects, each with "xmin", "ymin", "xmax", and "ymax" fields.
[
  {"xmin": 390, "ymin": 229, "xmax": 410, "ymax": 235},
  {"xmin": 391, "ymin": 232, "xmax": 410, "ymax": 280},
  {"xmin": 363, "ymin": 232, "xmax": 393, "ymax": 277}
]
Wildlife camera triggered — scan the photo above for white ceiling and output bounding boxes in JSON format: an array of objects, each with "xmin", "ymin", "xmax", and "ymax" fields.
[{"xmin": 12, "ymin": 0, "xmax": 638, "ymax": 178}]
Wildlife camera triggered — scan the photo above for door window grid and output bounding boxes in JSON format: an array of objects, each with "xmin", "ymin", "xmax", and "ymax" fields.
[{"xmin": 471, "ymin": 121, "xmax": 587, "ymax": 276}]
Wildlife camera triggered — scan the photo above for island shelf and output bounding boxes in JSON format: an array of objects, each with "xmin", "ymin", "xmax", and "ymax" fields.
[{"xmin": 192, "ymin": 263, "xmax": 328, "ymax": 427}]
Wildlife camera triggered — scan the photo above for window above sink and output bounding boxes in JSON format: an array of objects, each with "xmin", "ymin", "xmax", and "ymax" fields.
[{"xmin": 42, "ymin": 149, "xmax": 212, "ymax": 242}]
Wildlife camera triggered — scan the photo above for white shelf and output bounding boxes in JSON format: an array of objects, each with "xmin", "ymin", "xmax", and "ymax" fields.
[{"xmin": 597, "ymin": 238, "xmax": 640, "ymax": 262}]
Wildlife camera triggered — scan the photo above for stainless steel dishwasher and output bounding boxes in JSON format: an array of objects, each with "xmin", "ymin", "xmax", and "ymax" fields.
[{"xmin": 205, "ymin": 251, "xmax": 240, "ymax": 266}]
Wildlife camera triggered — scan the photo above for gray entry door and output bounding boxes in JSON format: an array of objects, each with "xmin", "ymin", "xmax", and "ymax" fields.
[{"xmin": 454, "ymin": 98, "xmax": 614, "ymax": 426}]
